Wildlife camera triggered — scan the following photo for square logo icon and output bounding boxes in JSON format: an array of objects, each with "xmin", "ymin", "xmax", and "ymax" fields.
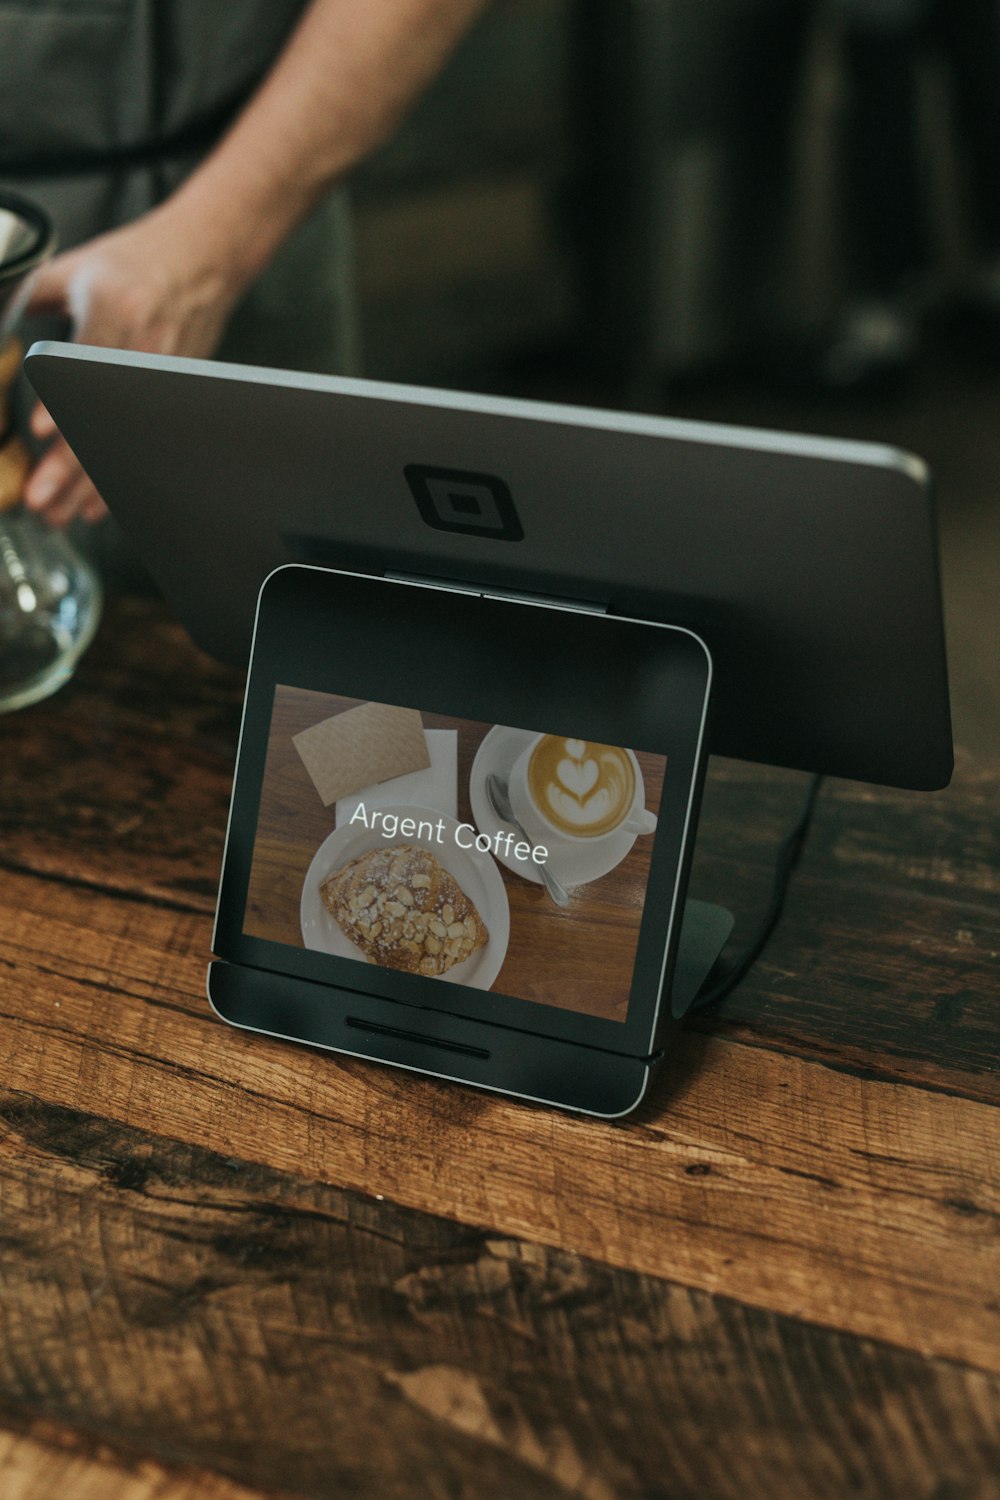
[{"xmin": 404, "ymin": 464, "xmax": 524, "ymax": 541}]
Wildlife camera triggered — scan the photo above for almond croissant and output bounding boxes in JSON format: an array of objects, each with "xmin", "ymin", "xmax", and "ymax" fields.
[{"xmin": 321, "ymin": 844, "xmax": 488, "ymax": 976}]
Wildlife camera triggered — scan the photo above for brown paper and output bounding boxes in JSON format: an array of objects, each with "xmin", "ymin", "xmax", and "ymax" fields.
[
  {"xmin": 0, "ymin": 434, "xmax": 29, "ymax": 513},
  {"xmin": 0, "ymin": 337, "xmax": 26, "ymax": 512},
  {"xmin": 293, "ymin": 702, "xmax": 430, "ymax": 806},
  {"xmin": 0, "ymin": 335, "xmax": 23, "ymax": 438}
]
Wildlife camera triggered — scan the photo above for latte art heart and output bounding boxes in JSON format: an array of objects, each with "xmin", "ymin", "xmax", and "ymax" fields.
[
  {"xmin": 527, "ymin": 736, "xmax": 638, "ymax": 838},
  {"xmin": 556, "ymin": 755, "xmax": 599, "ymax": 798},
  {"xmin": 548, "ymin": 783, "xmax": 616, "ymax": 828}
]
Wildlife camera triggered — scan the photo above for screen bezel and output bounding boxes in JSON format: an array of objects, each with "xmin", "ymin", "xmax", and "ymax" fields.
[{"xmin": 212, "ymin": 565, "xmax": 712, "ymax": 1058}]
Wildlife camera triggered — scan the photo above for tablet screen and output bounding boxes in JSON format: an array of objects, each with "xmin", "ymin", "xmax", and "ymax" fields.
[{"xmin": 242, "ymin": 685, "xmax": 666, "ymax": 1025}]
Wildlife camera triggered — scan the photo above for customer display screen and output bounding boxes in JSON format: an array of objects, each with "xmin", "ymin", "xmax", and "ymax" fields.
[{"xmin": 243, "ymin": 686, "xmax": 667, "ymax": 1024}]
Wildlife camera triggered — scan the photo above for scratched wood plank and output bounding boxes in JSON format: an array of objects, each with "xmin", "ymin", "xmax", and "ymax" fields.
[
  {"xmin": 685, "ymin": 747, "xmax": 1000, "ymax": 1093},
  {"xmin": 690, "ymin": 749, "xmax": 999, "ymax": 932},
  {"xmin": 0, "ymin": 601, "xmax": 242, "ymax": 908},
  {"xmin": 1, "ymin": 599, "xmax": 997, "ymax": 1104},
  {"xmin": 687, "ymin": 870, "xmax": 1000, "ymax": 1093},
  {"xmin": 0, "ymin": 1407, "xmax": 295, "ymax": 1500},
  {"xmin": 1, "ymin": 864, "xmax": 998, "ymax": 1373},
  {"xmin": 2, "ymin": 1093, "xmax": 999, "ymax": 1500}
]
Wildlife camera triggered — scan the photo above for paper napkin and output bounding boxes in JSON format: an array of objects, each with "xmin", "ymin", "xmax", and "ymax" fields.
[
  {"xmin": 293, "ymin": 702, "xmax": 430, "ymax": 807},
  {"xmin": 335, "ymin": 729, "xmax": 458, "ymax": 827}
]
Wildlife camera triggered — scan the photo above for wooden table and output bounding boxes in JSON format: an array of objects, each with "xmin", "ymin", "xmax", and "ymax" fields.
[{"xmin": 2, "ymin": 597, "xmax": 998, "ymax": 1500}]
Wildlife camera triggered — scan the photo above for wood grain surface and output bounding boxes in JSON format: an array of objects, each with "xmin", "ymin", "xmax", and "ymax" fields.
[
  {"xmin": 0, "ymin": 1406, "xmax": 294, "ymax": 1500},
  {"xmin": 2, "ymin": 1093, "xmax": 1000, "ymax": 1500},
  {"xmin": 1, "ymin": 598, "xmax": 998, "ymax": 1499}
]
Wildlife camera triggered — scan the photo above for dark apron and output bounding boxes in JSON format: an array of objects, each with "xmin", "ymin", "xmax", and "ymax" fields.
[
  {"xmin": 0, "ymin": 0, "xmax": 360, "ymax": 378},
  {"xmin": 0, "ymin": 0, "xmax": 360, "ymax": 583}
]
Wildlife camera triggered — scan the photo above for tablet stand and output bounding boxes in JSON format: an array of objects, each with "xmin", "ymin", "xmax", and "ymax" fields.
[{"xmin": 213, "ymin": 564, "xmax": 729, "ymax": 1115}]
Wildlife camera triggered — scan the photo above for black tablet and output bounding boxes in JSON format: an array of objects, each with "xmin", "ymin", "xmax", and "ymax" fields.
[{"xmin": 210, "ymin": 565, "xmax": 720, "ymax": 1116}]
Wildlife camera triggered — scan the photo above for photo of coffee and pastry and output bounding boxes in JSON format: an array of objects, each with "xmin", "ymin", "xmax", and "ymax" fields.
[{"xmin": 243, "ymin": 686, "xmax": 666, "ymax": 1022}]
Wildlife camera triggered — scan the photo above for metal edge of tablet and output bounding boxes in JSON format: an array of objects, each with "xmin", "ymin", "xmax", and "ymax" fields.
[
  {"xmin": 25, "ymin": 339, "xmax": 949, "ymax": 792},
  {"xmin": 25, "ymin": 340, "xmax": 930, "ymax": 485},
  {"xmin": 205, "ymin": 966, "xmax": 652, "ymax": 1120}
]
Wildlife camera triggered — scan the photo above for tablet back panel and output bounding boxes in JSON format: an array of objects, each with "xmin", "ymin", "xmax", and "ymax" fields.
[{"xmin": 25, "ymin": 343, "xmax": 952, "ymax": 789}]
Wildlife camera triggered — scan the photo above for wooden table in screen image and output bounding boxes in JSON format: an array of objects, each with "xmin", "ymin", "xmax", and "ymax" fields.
[{"xmin": 244, "ymin": 685, "xmax": 666, "ymax": 1021}]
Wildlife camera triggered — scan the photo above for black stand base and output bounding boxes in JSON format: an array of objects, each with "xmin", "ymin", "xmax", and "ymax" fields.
[
  {"xmin": 207, "ymin": 901, "xmax": 732, "ymax": 1118},
  {"xmin": 671, "ymin": 900, "xmax": 734, "ymax": 1018}
]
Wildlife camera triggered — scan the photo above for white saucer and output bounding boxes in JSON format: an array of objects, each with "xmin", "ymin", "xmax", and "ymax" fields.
[
  {"xmin": 469, "ymin": 726, "xmax": 637, "ymax": 889},
  {"xmin": 300, "ymin": 804, "xmax": 510, "ymax": 990}
]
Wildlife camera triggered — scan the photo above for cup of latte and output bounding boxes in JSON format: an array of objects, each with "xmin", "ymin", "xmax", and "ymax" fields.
[{"xmin": 509, "ymin": 735, "xmax": 656, "ymax": 857}]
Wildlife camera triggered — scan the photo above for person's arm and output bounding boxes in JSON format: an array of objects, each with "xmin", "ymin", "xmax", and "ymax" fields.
[{"xmin": 23, "ymin": 0, "xmax": 487, "ymax": 525}]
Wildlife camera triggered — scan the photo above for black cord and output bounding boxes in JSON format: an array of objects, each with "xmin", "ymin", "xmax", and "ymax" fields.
[{"xmin": 691, "ymin": 772, "xmax": 825, "ymax": 1010}]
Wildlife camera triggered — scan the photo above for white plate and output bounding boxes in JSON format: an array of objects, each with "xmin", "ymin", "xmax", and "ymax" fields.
[
  {"xmin": 469, "ymin": 726, "xmax": 638, "ymax": 889},
  {"xmin": 300, "ymin": 803, "xmax": 510, "ymax": 991}
]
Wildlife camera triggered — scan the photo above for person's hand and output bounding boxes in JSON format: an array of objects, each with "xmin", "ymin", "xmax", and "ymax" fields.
[
  {"xmin": 20, "ymin": 203, "xmax": 245, "ymax": 526},
  {"xmin": 17, "ymin": 0, "xmax": 490, "ymax": 528}
]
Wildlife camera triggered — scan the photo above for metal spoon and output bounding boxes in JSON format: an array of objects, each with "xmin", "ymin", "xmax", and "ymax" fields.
[{"xmin": 485, "ymin": 772, "xmax": 570, "ymax": 907}]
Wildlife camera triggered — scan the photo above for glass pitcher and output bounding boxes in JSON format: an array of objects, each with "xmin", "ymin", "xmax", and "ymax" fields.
[{"xmin": 0, "ymin": 190, "xmax": 102, "ymax": 713}]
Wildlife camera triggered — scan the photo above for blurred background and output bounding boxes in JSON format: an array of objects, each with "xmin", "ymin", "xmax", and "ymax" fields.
[{"xmin": 348, "ymin": 0, "xmax": 999, "ymax": 759}]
